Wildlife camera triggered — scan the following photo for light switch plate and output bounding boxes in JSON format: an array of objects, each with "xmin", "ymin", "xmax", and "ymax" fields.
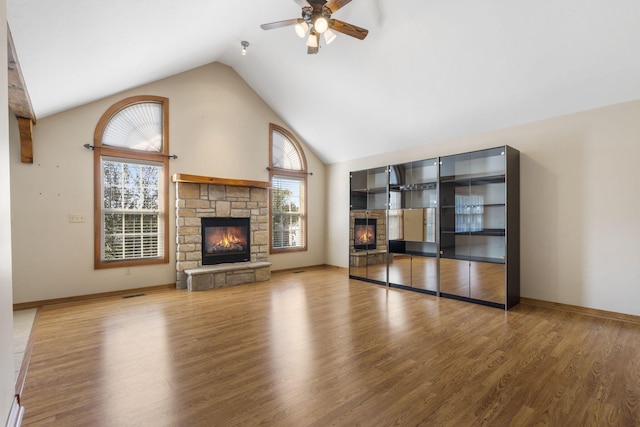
[{"xmin": 68, "ymin": 214, "xmax": 86, "ymax": 223}]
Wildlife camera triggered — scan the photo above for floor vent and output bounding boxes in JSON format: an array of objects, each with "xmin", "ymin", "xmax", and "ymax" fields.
[
  {"xmin": 293, "ymin": 270, "xmax": 306, "ymax": 274},
  {"xmin": 122, "ymin": 293, "xmax": 146, "ymax": 299}
]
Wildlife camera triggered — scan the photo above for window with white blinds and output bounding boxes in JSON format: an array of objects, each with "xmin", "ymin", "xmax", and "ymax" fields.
[
  {"xmin": 101, "ymin": 159, "xmax": 163, "ymax": 260},
  {"xmin": 272, "ymin": 175, "xmax": 305, "ymax": 249},
  {"xmin": 93, "ymin": 96, "xmax": 170, "ymax": 268},
  {"xmin": 269, "ymin": 124, "xmax": 308, "ymax": 253}
]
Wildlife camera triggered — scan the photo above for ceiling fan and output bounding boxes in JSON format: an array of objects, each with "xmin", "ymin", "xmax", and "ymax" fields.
[{"xmin": 261, "ymin": 0, "xmax": 369, "ymax": 54}]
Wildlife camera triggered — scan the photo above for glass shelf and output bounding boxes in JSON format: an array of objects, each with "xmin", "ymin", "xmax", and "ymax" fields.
[
  {"xmin": 441, "ymin": 203, "xmax": 505, "ymax": 209},
  {"xmin": 440, "ymin": 174, "xmax": 505, "ymax": 184},
  {"xmin": 441, "ymin": 229, "xmax": 505, "ymax": 236},
  {"xmin": 440, "ymin": 254, "xmax": 506, "ymax": 264},
  {"xmin": 390, "ymin": 182, "xmax": 437, "ymax": 191}
]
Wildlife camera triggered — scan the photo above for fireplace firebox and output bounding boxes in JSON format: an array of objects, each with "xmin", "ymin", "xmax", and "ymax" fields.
[
  {"xmin": 353, "ymin": 218, "xmax": 377, "ymax": 250},
  {"xmin": 201, "ymin": 217, "xmax": 251, "ymax": 265}
]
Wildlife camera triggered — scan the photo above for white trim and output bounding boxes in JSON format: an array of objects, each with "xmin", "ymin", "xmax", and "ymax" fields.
[{"xmin": 5, "ymin": 397, "xmax": 24, "ymax": 427}]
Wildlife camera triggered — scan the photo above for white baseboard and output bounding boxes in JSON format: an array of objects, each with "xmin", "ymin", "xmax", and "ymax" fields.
[{"xmin": 5, "ymin": 397, "xmax": 23, "ymax": 427}]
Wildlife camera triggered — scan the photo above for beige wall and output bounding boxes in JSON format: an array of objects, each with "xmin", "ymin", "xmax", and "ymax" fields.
[
  {"xmin": 9, "ymin": 58, "xmax": 640, "ymax": 318},
  {"xmin": 327, "ymin": 100, "xmax": 640, "ymax": 317},
  {"xmin": 10, "ymin": 62, "xmax": 326, "ymax": 304},
  {"xmin": 1, "ymin": 1, "xmax": 17, "ymax": 420}
]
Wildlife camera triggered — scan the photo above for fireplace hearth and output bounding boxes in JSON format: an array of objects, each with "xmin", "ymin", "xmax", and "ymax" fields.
[{"xmin": 201, "ymin": 217, "xmax": 251, "ymax": 265}]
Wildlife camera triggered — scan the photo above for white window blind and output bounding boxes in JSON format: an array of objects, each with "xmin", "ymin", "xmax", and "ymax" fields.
[
  {"xmin": 101, "ymin": 159, "xmax": 163, "ymax": 261},
  {"xmin": 272, "ymin": 130, "xmax": 303, "ymax": 170},
  {"xmin": 102, "ymin": 102, "xmax": 163, "ymax": 152},
  {"xmin": 271, "ymin": 175, "xmax": 305, "ymax": 249}
]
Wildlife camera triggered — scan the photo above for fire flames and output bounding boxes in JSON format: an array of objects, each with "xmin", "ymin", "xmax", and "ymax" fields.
[
  {"xmin": 205, "ymin": 227, "xmax": 247, "ymax": 254},
  {"xmin": 218, "ymin": 231, "xmax": 242, "ymax": 248},
  {"xmin": 355, "ymin": 225, "xmax": 375, "ymax": 245}
]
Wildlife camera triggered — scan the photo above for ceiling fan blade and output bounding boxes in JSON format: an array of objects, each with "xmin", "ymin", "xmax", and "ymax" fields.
[
  {"xmin": 326, "ymin": 0, "xmax": 352, "ymax": 13},
  {"xmin": 261, "ymin": 18, "xmax": 303, "ymax": 31},
  {"xmin": 293, "ymin": 0, "xmax": 311, "ymax": 6},
  {"xmin": 330, "ymin": 19, "xmax": 369, "ymax": 40}
]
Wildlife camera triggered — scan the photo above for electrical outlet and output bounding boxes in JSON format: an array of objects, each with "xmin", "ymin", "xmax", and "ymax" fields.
[
  {"xmin": 68, "ymin": 214, "xmax": 86, "ymax": 223},
  {"xmin": 125, "ymin": 268, "xmax": 131, "ymax": 276}
]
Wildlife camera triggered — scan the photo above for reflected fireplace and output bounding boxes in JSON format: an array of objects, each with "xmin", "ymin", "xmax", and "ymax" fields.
[
  {"xmin": 354, "ymin": 218, "xmax": 377, "ymax": 250},
  {"xmin": 201, "ymin": 217, "xmax": 251, "ymax": 265}
]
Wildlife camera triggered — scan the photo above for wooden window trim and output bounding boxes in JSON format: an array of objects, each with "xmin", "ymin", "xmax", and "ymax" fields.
[
  {"xmin": 269, "ymin": 124, "xmax": 308, "ymax": 254},
  {"xmin": 93, "ymin": 95, "xmax": 170, "ymax": 269}
]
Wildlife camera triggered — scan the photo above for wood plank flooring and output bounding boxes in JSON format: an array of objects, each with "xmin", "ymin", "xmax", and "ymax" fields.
[{"xmin": 20, "ymin": 266, "xmax": 640, "ymax": 426}]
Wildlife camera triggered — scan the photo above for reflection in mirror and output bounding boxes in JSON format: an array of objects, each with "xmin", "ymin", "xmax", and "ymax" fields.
[
  {"xmin": 365, "ymin": 210, "xmax": 387, "ymax": 283},
  {"xmin": 349, "ymin": 210, "xmax": 388, "ymax": 284},
  {"xmin": 388, "ymin": 209, "xmax": 402, "ymax": 240},
  {"xmin": 411, "ymin": 256, "xmax": 438, "ymax": 292},
  {"xmin": 388, "ymin": 208, "xmax": 436, "ymax": 243},
  {"xmin": 439, "ymin": 258, "xmax": 470, "ymax": 298},
  {"xmin": 425, "ymin": 208, "xmax": 436, "ymax": 242},
  {"xmin": 348, "ymin": 211, "xmax": 367, "ymax": 277},
  {"xmin": 366, "ymin": 261, "xmax": 388, "ymax": 283},
  {"xmin": 388, "ymin": 254, "xmax": 412, "ymax": 287},
  {"xmin": 403, "ymin": 209, "xmax": 424, "ymax": 241},
  {"xmin": 353, "ymin": 218, "xmax": 377, "ymax": 250},
  {"xmin": 470, "ymin": 261, "xmax": 505, "ymax": 304}
]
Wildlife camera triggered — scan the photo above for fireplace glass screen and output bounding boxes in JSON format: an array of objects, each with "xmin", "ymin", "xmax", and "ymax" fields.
[
  {"xmin": 201, "ymin": 217, "xmax": 250, "ymax": 264},
  {"xmin": 354, "ymin": 218, "xmax": 377, "ymax": 250}
]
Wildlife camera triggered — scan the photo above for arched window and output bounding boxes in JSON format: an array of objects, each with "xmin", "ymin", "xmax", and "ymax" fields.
[
  {"xmin": 93, "ymin": 95, "xmax": 170, "ymax": 268},
  {"xmin": 269, "ymin": 123, "xmax": 307, "ymax": 252}
]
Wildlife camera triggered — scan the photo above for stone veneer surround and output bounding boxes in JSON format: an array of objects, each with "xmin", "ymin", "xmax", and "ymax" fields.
[{"xmin": 174, "ymin": 174, "xmax": 270, "ymax": 289}]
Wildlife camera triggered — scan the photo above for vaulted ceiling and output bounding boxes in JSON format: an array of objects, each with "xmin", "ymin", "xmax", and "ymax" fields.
[{"xmin": 7, "ymin": 0, "xmax": 640, "ymax": 164}]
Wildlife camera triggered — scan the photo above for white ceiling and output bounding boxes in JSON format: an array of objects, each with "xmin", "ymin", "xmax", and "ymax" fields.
[{"xmin": 7, "ymin": 0, "xmax": 640, "ymax": 164}]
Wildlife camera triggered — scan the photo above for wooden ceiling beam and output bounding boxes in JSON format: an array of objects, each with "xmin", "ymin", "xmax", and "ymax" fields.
[
  {"xmin": 17, "ymin": 117, "xmax": 33, "ymax": 163},
  {"xmin": 7, "ymin": 24, "xmax": 36, "ymax": 164}
]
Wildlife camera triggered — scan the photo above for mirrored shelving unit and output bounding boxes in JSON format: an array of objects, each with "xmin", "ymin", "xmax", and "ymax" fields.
[
  {"xmin": 349, "ymin": 167, "xmax": 389, "ymax": 285},
  {"xmin": 439, "ymin": 146, "xmax": 519, "ymax": 309},
  {"xmin": 387, "ymin": 158, "xmax": 439, "ymax": 294},
  {"xmin": 349, "ymin": 145, "xmax": 520, "ymax": 310}
]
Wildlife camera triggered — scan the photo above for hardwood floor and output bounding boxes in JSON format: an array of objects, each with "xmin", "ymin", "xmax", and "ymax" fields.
[{"xmin": 20, "ymin": 267, "xmax": 640, "ymax": 426}]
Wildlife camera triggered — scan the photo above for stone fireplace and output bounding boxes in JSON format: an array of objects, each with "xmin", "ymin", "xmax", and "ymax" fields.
[{"xmin": 173, "ymin": 174, "xmax": 271, "ymax": 290}]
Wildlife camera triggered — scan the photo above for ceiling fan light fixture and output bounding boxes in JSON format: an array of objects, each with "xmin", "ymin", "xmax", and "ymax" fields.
[
  {"xmin": 306, "ymin": 32, "xmax": 319, "ymax": 48},
  {"xmin": 294, "ymin": 21, "xmax": 309, "ymax": 38},
  {"xmin": 323, "ymin": 29, "xmax": 337, "ymax": 45},
  {"xmin": 260, "ymin": 1, "xmax": 368, "ymax": 55},
  {"xmin": 314, "ymin": 16, "xmax": 329, "ymax": 33}
]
